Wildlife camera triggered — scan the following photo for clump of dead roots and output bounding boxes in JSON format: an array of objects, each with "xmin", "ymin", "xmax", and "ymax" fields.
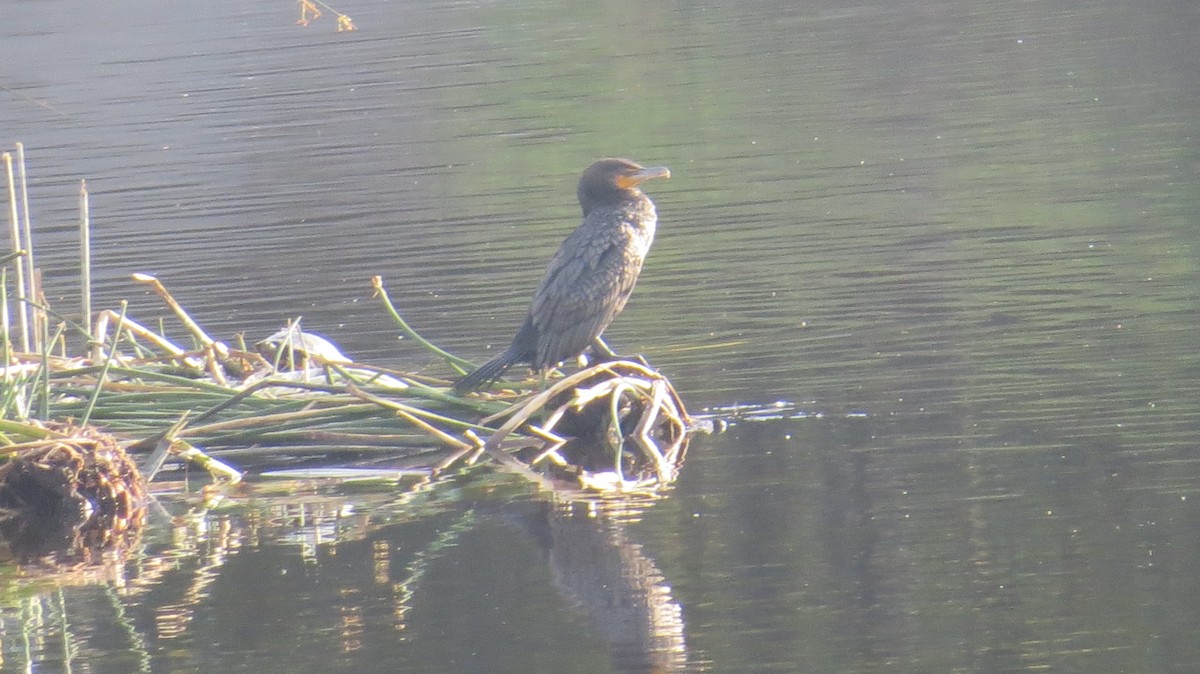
[{"xmin": 0, "ymin": 422, "xmax": 146, "ymax": 563}]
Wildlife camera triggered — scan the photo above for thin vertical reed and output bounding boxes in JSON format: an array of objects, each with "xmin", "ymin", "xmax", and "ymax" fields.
[
  {"xmin": 80, "ymin": 179, "xmax": 92, "ymax": 344},
  {"xmin": 1, "ymin": 268, "xmax": 9, "ymax": 384},
  {"xmin": 15, "ymin": 144, "xmax": 38, "ymax": 353},
  {"xmin": 81, "ymin": 299, "xmax": 126, "ymax": 427},
  {"xmin": 35, "ymin": 324, "xmax": 65, "ymax": 421},
  {"xmin": 3, "ymin": 152, "xmax": 29, "ymax": 352}
]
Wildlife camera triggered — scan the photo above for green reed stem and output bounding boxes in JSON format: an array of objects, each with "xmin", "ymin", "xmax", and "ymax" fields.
[
  {"xmin": 372, "ymin": 275, "xmax": 474, "ymax": 373},
  {"xmin": 81, "ymin": 300, "xmax": 127, "ymax": 427},
  {"xmin": 34, "ymin": 323, "xmax": 65, "ymax": 420}
]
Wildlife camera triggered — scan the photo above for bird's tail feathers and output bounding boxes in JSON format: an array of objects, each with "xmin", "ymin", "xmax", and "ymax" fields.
[{"xmin": 452, "ymin": 347, "xmax": 524, "ymax": 394}]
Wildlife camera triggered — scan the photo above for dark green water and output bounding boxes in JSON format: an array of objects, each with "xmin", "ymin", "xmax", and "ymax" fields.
[{"xmin": 3, "ymin": 0, "xmax": 1199, "ymax": 671}]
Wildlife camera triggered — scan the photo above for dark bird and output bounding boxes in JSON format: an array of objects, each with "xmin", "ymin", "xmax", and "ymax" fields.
[{"xmin": 453, "ymin": 158, "xmax": 671, "ymax": 393}]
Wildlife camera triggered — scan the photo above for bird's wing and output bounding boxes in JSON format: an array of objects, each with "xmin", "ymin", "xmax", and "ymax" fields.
[{"xmin": 528, "ymin": 224, "xmax": 646, "ymax": 369}]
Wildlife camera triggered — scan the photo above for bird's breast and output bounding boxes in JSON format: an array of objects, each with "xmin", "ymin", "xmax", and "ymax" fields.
[{"xmin": 620, "ymin": 200, "xmax": 657, "ymax": 257}]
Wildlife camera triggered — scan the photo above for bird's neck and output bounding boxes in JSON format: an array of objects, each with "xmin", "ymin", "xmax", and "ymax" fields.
[{"xmin": 580, "ymin": 189, "xmax": 647, "ymax": 218}]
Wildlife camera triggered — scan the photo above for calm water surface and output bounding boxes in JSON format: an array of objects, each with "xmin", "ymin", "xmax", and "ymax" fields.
[{"xmin": 2, "ymin": 0, "xmax": 1199, "ymax": 671}]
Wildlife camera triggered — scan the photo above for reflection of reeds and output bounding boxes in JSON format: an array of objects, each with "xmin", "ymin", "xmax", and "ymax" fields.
[{"xmin": 1, "ymin": 592, "xmax": 154, "ymax": 674}]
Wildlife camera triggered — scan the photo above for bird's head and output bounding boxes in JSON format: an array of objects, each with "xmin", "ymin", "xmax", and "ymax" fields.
[{"xmin": 577, "ymin": 158, "xmax": 670, "ymax": 214}]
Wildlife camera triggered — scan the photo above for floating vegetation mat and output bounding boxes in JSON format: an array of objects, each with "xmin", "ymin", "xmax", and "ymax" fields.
[
  {"xmin": 1, "ymin": 274, "xmax": 692, "ymax": 491},
  {"xmin": 2, "ymin": 145, "xmax": 696, "ymax": 562}
]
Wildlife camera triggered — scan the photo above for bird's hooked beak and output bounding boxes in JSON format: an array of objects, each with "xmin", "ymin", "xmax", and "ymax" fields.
[{"xmin": 615, "ymin": 165, "xmax": 671, "ymax": 189}]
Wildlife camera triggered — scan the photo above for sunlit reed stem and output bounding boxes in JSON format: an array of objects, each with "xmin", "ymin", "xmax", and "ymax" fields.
[
  {"xmin": 15, "ymin": 143, "xmax": 39, "ymax": 354},
  {"xmin": 1, "ymin": 268, "xmax": 9, "ymax": 383},
  {"xmin": 82, "ymin": 299, "xmax": 126, "ymax": 427},
  {"xmin": 132, "ymin": 273, "xmax": 219, "ymax": 350},
  {"xmin": 80, "ymin": 179, "xmax": 92, "ymax": 346},
  {"xmin": 35, "ymin": 324, "xmax": 65, "ymax": 421},
  {"xmin": 3, "ymin": 152, "xmax": 29, "ymax": 353},
  {"xmin": 371, "ymin": 275, "xmax": 475, "ymax": 373}
]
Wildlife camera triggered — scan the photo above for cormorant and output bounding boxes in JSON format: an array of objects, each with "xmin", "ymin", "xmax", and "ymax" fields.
[{"xmin": 453, "ymin": 158, "xmax": 670, "ymax": 393}]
